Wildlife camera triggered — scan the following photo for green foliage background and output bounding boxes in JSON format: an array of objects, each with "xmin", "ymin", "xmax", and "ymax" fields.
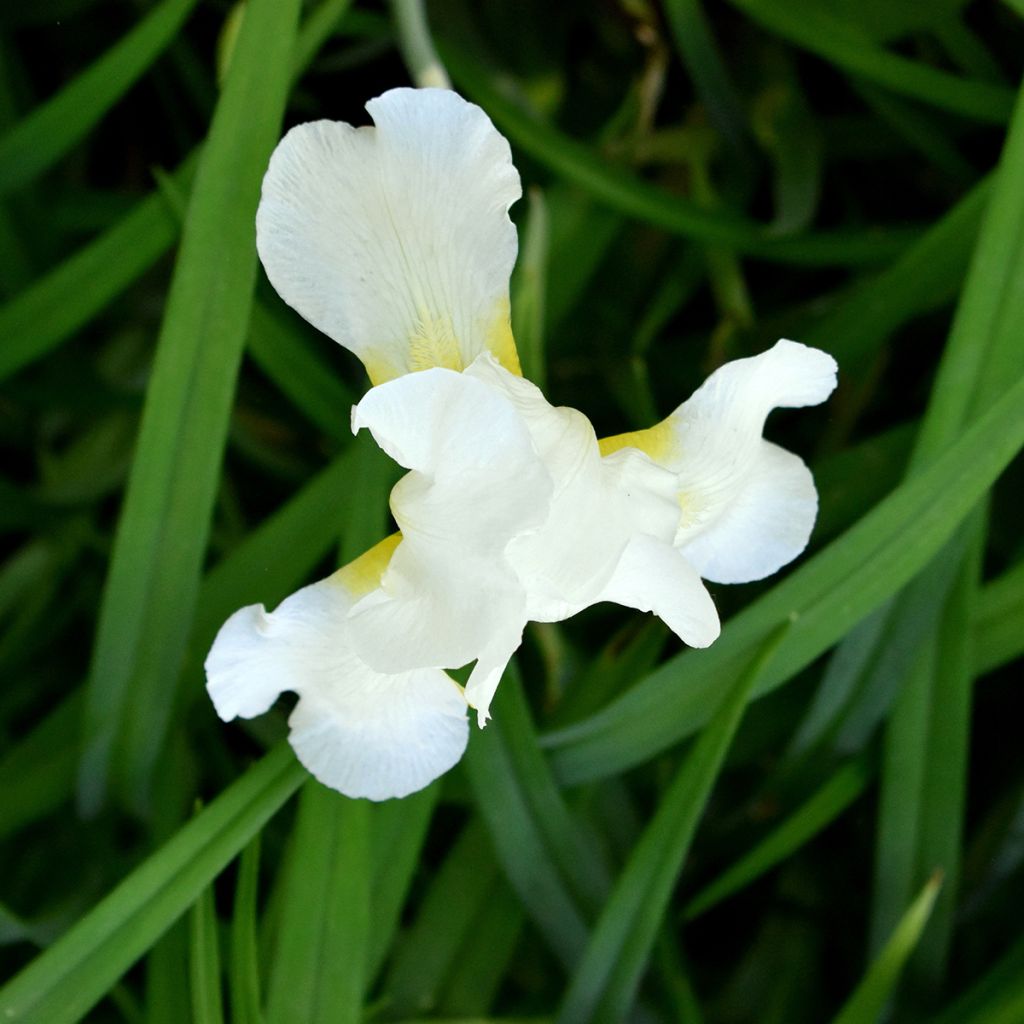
[{"xmin": 1, "ymin": 0, "xmax": 1023, "ymax": 1021}]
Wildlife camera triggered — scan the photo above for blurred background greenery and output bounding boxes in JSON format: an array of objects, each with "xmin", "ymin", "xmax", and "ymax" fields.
[{"xmin": 1, "ymin": 0, "xmax": 1023, "ymax": 1022}]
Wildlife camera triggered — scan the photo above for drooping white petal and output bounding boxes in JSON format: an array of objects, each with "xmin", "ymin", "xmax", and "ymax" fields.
[
  {"xmin": 463, "ymin": 624, "xmax": 526, "ymax": 727},
  {"xmin": 256, "ymin": 88, "xmax": 522, "ymax": 384},
  {"xmin": 678, "ymin": 441, "xmax": 818, "ymax": 584},
  {"xmin": 205, "ymin": 568, "xmax": 469, "ymax": 801},
  {"xmin": 349, "ymin": 364, "xmax": 550, "ymax": 674},
  {"xmin": 598, "ymin": 533, "xmax": 721, "ymax": 648},
  {"xmin": 601, "ymin": 339, "xmax": 837, "ymax": 585}
]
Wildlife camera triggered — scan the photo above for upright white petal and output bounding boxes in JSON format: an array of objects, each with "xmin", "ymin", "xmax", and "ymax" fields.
[
  {"xmin": 205, "ymin": 549, "xmax": 469, "ymax": 801},
  {"xmin": 256, "ymin": 88, "xmax": 522, "ymax": 384},
  {"xmin": 601, "ymin": 340, "xmax": 837, "ymax": 584}
]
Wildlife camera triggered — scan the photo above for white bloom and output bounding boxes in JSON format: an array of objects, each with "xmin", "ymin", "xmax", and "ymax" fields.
[
  {"xmin": 348, "ymin": 351, "xmax": 721, "ymax": 725},
  {"xmin": 205, "ymin": 87, "xmax": 837, "ymax": 800}
]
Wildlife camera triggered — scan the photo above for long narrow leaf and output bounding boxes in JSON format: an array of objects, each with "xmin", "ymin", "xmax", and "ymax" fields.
[
  {"xmin": 265, "ymin": 785, "xmax": 370, "ymax": 1024},
  {"xmin": 0, "ymin": 745, "xmax": 304, "ymax": 1024},
  {"xmin": 189, "ymin": 883, "xmax": 226, "ymax": 1024},
  {"xmin": 0, "ymin": 0, "xmax": 200, "ymax": 196},
  {"xmin": 556, "ymin": 627, "xmax": 788, "ymax": 1024},
  {"xmin": 78, "ymin": 0, "xmax": 302, "ymax": 812},
  {"xmin": 443, "ymin": 44, "xmax": 917, "ymax": 266},
  {"xmin": 830, "ymin": 874, "xmax": 942, "ymax": 1024}
]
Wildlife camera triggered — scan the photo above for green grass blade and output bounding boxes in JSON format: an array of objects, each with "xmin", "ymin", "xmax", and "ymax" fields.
[
  {"xmin": 465, "ymin": 696, "xmax": 590, "ymax": 969},
  {"xmin": 0, "ymin": 744, "xmax": 304, "ymax": 1024},
  {"xmin": 435, "ymin": 884, "xmax": 525, "ymax": 1017},
  {"xmin": 664, "ymin": 0, "xmax": 750, "ymax": 152},
  {"xmin": 869, "ymin": 639, "xmax": 937, "ymax": 954},
  {"xmin": 383, "ymin": 819, "xmax": 503, "ymax": 1016},
  {"xmin": 928, "ymin": 933, "xmax": 1024, "ymax": 1024},
  {"xmin": 0, "ymin": 0, "xmax": 352, "ymax": 386},
  {"xmin": 684, "ymin": 753, "xmax": 873, "ymax": 920},
  {"xmin": 143, "ymin": 922, "xmax": 190, "ymax": 1024},
  {"xmin": 229, "ymin": 837, "xmax": 263, "ymax": 1024},
  {"xmin": 442, "ymin": 43, "xmax": 917, "ymax": 267},
  {"xmin": 265, "ymin": 785, "xmax": 370, "ymax": 1024},
  {"xmin": 727, "ymin": 0, "xmax": 1013, "ymax": 123},
  {"xmin": 914, "ymin": 527, "xmax": 980, "ymax": 979},
  {"xmin": 510, "ymin": 187, "xmax": 549, "ymax": 388},
  {"xmin": 807, "ymin": 177, "xmax": 988, "ymax": 369},
  {"xmin": 489, "ymin": 666, "xmax": 611, "ymax": 916},
  {"xmin": 0, "ymin": 0, "xmax": 201, "ymax": 197},
  {"xmin": 367, "ymin": 786, "xmax": 440, "ymax": 983},
  {"xmin": 0, "ymin": 693, "xmax": 79, "ymax": 842},
  {"xmin": 546, "ymin": 366, "xmax": 1024, "ymax": 784},
  {"xmin": 556, "ymin": 627, "xmax": 788, "ymax": 1024},
  {"xmin": 974, "ymin": 558, "xmax": 1024, "ymax": 674},
  {"xmin": 0, "ymin": 155, "xmax": 197, "ymax": 383},
  {"xmin": 830, "ymin": 874, "xmax": 943, "ymax": 1024},
  {"xmin": 77, "ymin": 0, "xmax": 302, "ymax": 813},
  {"xmin": 916, "ymin": 95, "xmax": 1024, "ymax": 459},
  {"xmin": 189, "ymin": 883, "xmax": 226, "ymax": 1024},
  {"xmin": 247, "ymin": 300, "xmax": 356, "ymax": 441}
]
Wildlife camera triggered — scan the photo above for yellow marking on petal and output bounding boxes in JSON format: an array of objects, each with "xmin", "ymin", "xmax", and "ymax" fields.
[
  {"xmin": 598, "ymin": 417, "xmax": 678, "ymax": 463},
  {"xmin": 361, "ymin": 297, "xmax": 521, "ymax": 384},
  {"xmin": 335, "ymin": 532, "xmax": 402, "ymax": 599},
  {"xmin": 364, "ymin": 355, "xmax": 398, "ymax": 387},
  {"xmin": 485, "ymin": 297, "xmax": 522, "ymax": 377},
  {"xmin": 408, "ymin": 311, "xmax": 464, "ymax": 373}
]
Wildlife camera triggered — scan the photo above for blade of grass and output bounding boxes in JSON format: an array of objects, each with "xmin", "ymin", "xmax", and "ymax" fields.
[
  {"xmin": 927, "ymin": 932, "xmax": 1024, "ymax": 1024},
  {"xmin": 807, "ymin": 175, "xmax": 988, "ymax": 369},
  {"xmin": 383, "ymin": 819, "xmax": 503, "ymax": 1017},
  {"xmin": 367, "ymin": 785, "xmax": 440, "ymax": 983},
  {"xmin": 464, "ymin": 700, "xmax": 590, "ymax": 969},
  {"xmin": 434, "ymin": 883, "xmax": 525, "ymax": 1017},
  {"xmin": 556, "ymin": 625, "xmax": 788, "ymax": 1024},
  {"xmin": 0, "ymin": 155, "xmax": 198, "ymax": 383},
  {"xmin": 973, "ymin": 558, "xmax": 1024, "ymax": 674},
  {"xmin": 229, "ymin": 836, "xmax": 262, "ymax": 1024},
  {"xmin": 726, "ymin": 0, "xmax": 1013, "ymax": 123},
  {"xmin": 0, "ymin": 744, "xmax": 304, "ymax": 1024},
  {"xmin": 488, "ymin": 665, "xmax": 611, "ymax": 917},
  {"xmin": 265, "ymin": 786, "xmax": 370, "ymax": 1024},
  {"xmin": 247, "ymin": 299, "xmax": 356, "ymax": 441},
  {"xmin": 0, "ymin": 693, "xmax": 80, "ymax": 842},
  {"xmin": 189, "ymin": 883, "xmax": 225, "ymax": 1024},
  {"xmin": 390, "ymin": 0, "xmax": 450, "ymax": 89},
  {"xmin": 0, "ymin": 0, "xmax": 201, "ymax": 197},
  {"xmin": 870, "ymin": 519, "xmax": 982, "ymax": 981},
  {"xmin": 684, "ymin": 753, "xmax": 873, "ymax": 920},
  {"xmin": 664, "ymin": 0, "xmax": 750, "ymax": 152},
  {"xmin": 77, "ymin": 0, "xmax": 302, "ymax": 813},
  {"xmin": 0, "ymin": 0, "xmax": 353, "ymax": 385},
  {"xmin": 865, "ymin": 76, "xmax": 1024, "ymax": 985},
  {"xmin": 510, "ymin": 187, "xmax": 549, "ymax": 389},
  {"xmin": 442, "ymin": 43, "xmax": 918, "ymax": 266},
  {"xmin": 830, "ymin": 873, "xmax": 943, "ymax": 1024}
]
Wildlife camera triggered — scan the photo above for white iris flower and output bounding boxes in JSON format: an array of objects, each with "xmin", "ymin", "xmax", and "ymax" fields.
[{"xmin": 206, "ymin": 88, "xmax": 837, "ymax": 801}]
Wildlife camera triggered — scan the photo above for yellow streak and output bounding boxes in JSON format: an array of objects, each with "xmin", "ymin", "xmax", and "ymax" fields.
[
  {"xmin": 361, "ymin": 297, "xmax": 523, "ymax": 386},
  {"xmin": 485, "ymin": 297, "xmax": 522, "ymax": 377},
  {"xmin": 335, "ymin": 532, "xmax": 402, "ymax": 599},
  {"xmin": 598, "ymin": 417, "xmax": 678, "ymax": 462}
]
